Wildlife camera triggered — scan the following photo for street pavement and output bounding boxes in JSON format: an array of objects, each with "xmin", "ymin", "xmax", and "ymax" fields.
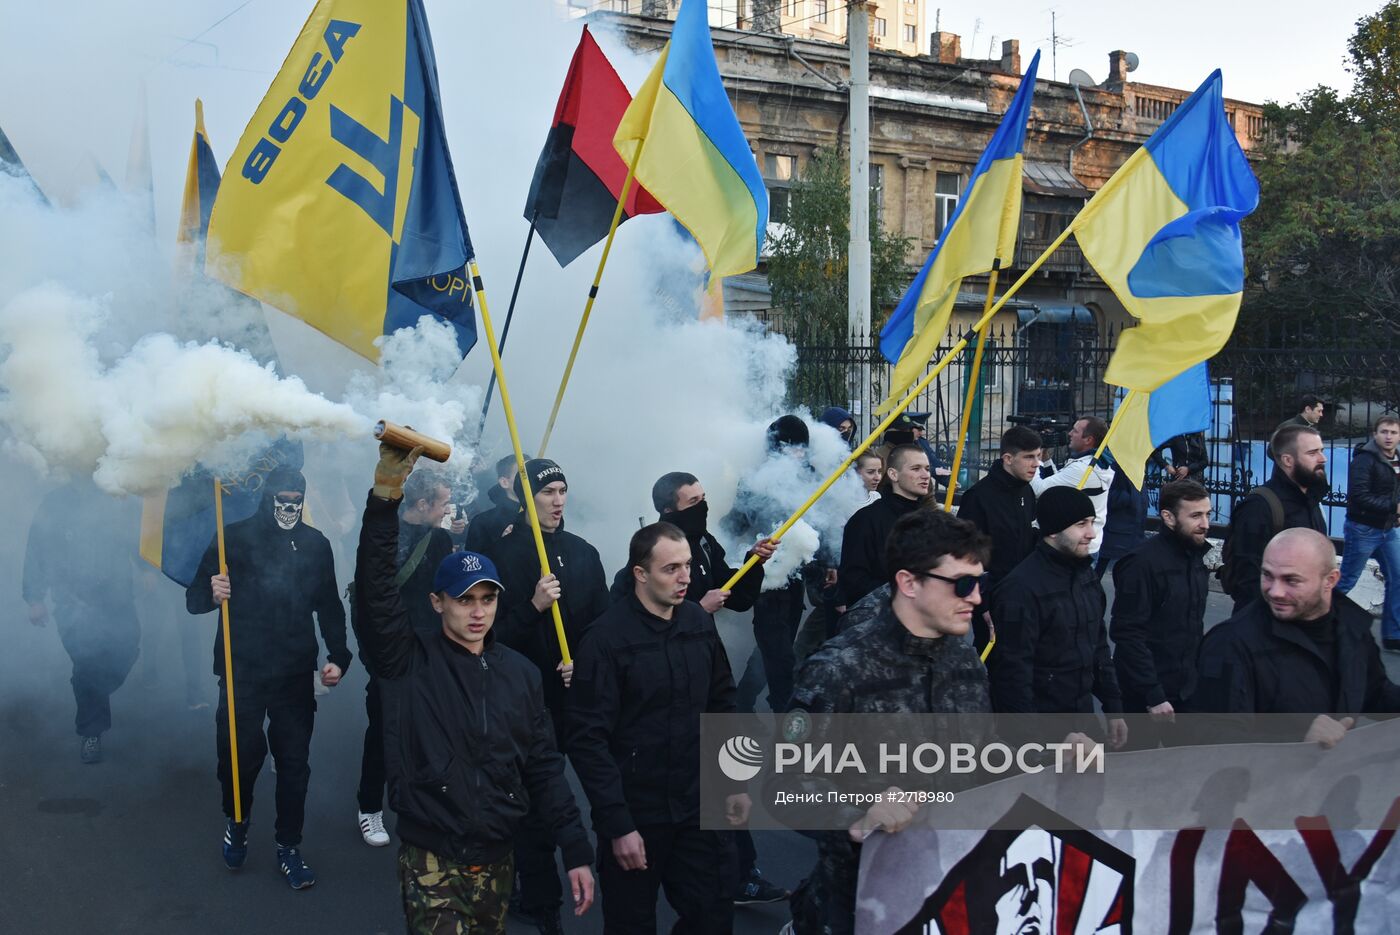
[{"xmin": 3, "ymin": 566, "xmax": 1396, "ymax": 934}]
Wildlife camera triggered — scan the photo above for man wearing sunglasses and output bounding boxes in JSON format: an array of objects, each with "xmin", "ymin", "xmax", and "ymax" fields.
[
  {"xmin": 787, "ymin": 509, "xmax": 994, "ymax": 935},
  {"xmin": 987, "ymin": 487, "xmax": 1127, "ymax": 749}
]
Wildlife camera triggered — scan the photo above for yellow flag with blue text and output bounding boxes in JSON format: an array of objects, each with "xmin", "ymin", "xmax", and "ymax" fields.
[
  {"xmin": 876, "ymin": 53, "xmax": 1039, "ymax": 414},
  {"xmin": 206, "ymin": 0, "xmax": 476, "ymax": 361}
]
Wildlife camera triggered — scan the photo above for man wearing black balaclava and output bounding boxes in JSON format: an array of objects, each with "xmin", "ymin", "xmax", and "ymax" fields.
[
  {"xmin": 480, "ymin": 457, "xmax": 608, "ymax": 935},
  {"xmin": 186, "ymin": 466, "xmax": 350, "ymax": 891}
]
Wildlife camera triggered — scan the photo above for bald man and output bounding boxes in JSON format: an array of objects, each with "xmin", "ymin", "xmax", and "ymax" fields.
[{"xmin": 1190, "ymin": 528, "xmax": 1400, "ymax": 744}]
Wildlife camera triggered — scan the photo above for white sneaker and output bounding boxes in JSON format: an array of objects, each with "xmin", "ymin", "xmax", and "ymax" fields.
[{"xmin": 358, "ymin": 810, "xmax": 390, "ymax": 847}]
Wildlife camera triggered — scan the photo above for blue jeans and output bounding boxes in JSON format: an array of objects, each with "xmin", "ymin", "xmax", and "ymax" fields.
[{"xmin": 1338, "ymin": 519, "xmax": 1400, "ymax": 641}]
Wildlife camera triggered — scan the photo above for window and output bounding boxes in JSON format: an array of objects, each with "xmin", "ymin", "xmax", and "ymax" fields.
[
  {"xmin": 785, "ymin": 0, "xmax": 798, "ymax": 15},
  {"xmin": 869, "ymin": 163, "xmax": 884, "ymax": 227},
  {"xmin": 903, "ymin": 23, "xmax": 917, "ymax": 43},
  {"xmin": 933, "ymin": 171, "xmax": 961, "ymax": 239},
  {"xmin": 765, "ymin": 153, "xmax": 798, "ymax": 225},
  {"xmin": 814, "ymin": 0, "xmax": 828, "ymax": 23},
  {"xmin": 874, "ymin": 17, "xmax": 887, "ymax": 36}
]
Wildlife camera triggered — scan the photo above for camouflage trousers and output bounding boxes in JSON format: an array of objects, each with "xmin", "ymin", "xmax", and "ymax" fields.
[{"xmin": 398, "ymin": 843, "xmax": 513, "ymax": 935}]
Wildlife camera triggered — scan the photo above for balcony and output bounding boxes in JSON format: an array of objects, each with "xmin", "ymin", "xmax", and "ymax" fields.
[{"xmin": 1015, "ymin": 237, "xmax": 1085, "ymax": 275}]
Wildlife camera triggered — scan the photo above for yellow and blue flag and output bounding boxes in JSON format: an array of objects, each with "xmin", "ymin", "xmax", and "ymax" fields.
[
  {"xmin": 877, "ymin": 52, "xmax": 1039, "ymax": 413},
  {"xmin": 1070, "ymin": 70, "xmax": 1258, "ymax": 393},
  {"xmin": 613, "ymin": 0, "xmax": 767, "ymax": 279},
  {"xmin": 1108, "ymin": 362, "xmax": 1212, "ymax": 490},
  {"xmin": 206, "ymin": 0, "xmax": 476, "ymax": 361},
  {"xmin": 141, "ymin": 100, "xmax": 295, "ymax": 580}
]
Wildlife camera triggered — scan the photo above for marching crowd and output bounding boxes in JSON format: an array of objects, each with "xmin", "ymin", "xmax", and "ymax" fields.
[{"xmin": 20, "ymin": 398, "xmax": 1400, "ymax": 935}]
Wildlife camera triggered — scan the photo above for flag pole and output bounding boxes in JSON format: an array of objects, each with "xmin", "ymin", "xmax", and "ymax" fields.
[
  {"xmin": 721, "ymin": 230, "xmax": 1075, "ymax": 593},
  {"xmin": 942, "ymin": 266, "xmax": 1000, "ymax": 510},
  {"xmin": 537, "ymin": 141, "xmax": 644, "ymax": 456},
  {"xmin": 476, "ymin": 213, "xmax": 539, "ymax": 440},
  {"xmin": 213, "ymin": 478, "xmax": 243, "ymax": 824},
  {"xmin": 469, "ymin": 260, "xmax": 571, "ymax": 664},
  {"xmin": 1076, "ymin": 389, "xmax": 1135, "ymax": 490}
]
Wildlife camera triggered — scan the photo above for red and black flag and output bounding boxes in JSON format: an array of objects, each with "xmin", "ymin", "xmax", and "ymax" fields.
[{"xmin": 525, "ymin": 26, "xmax": 663, "ymax": 266}]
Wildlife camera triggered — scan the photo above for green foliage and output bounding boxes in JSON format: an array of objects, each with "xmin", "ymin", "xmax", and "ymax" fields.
[
  {"xmin": 766, "ymin": 148, "xmax": 911, "ymax": 407},
  {"xmin": 1240, "ymin": 2, "xmax": 1400, "ymax": 346}
]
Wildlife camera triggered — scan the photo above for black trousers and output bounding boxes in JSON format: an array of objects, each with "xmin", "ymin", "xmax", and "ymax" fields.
[
  {"xmin": 513, "ymin": 705, "xmax": 569, "ymax": 914},
  {"xmin": 598, "ymin": 826, "xmax": 736, "ymax": 935},
  {"xmin": 358, "ymin": 675, "xmax": 386, "ymax": 813},
  {"xmin": 54, "ymin": 600, "xmax": 140, "ymax": 738},
  {"xmin": 751, "ymin": 580, "xmax": 805, "ymax": 714},
  {"xmin": 215, "ymin": 673, "xmax": 315, "ymax": 846}
]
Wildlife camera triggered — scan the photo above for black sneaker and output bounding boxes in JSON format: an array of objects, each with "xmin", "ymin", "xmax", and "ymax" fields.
[
  {"xmin": 735, "ymin": 870, "xmax": 790, "ymax": 905},
  {"xmin": 79, "ymin": 735, "xmax": 102, "ymax": 765},
  {"xmin": 277, "ymin": 844, "xmax": 316, "ymax": 890},
  {"xmin": 529, "ymin": 909, "xmax": 564, "ymax": 935},
  {"xmin": 222, "ymin": 819, "xmax": 249, "ymax": 870}
]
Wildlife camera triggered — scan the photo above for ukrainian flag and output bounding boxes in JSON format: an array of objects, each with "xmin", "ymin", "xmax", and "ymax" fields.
[
  {"xmin": 877, "ymin": 52, "xmax": 1039, "ymax": 414},
  {"xmin": 613, "ymin": 0, "xmax": 767, "ymax": 279},
  {"xmin": 1070, "ymin": 71, "xmax": 1259, "ymax": 393},
  {"xmin": 1108, "ymin": 362, "xmax": 1212, "ymax": 490},
  {"xmin": 207, "ymin": 0, "xmax": 476, "ymax": 361}
]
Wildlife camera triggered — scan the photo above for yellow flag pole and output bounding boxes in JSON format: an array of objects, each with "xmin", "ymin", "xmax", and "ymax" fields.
[
  {"xmin": 943, "ymin": 268, "xmax": 1000, "ymax": 510},
  {"xmin": 721, "ymin": 227, "xmax": 1077, "ymax": 593},
  {"xmin": 214, "ymin": 478, "xmax": 243, "ymax": 824},
  {"xmin": 470, "ymin": 261, "xmax": 571, "ymax": 664},
  {"xmin": 1076, "ymin": 389, "xmax": 1135, "ymax": 490},
  {"xmin": 538, "ymin": 142, "xmax": 645, "ymax": 457}
]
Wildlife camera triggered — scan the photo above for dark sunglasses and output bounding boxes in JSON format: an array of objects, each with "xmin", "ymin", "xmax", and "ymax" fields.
[{"xmin": 914, "ymin": 570, "xmax": 990, "ymax": 598}]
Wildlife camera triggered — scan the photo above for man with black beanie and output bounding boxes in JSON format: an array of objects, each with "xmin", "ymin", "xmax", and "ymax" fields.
[
  {"xmin": 186, "ymin": 466, "xmax": 350, "ymax": 889},
  {"xmin": 480, "ymin": 457, "xmax": 608, "ymax": 933},
  {"xmin": 987, "ymin": 486, "xmax": 1127, "ymax": 747}
]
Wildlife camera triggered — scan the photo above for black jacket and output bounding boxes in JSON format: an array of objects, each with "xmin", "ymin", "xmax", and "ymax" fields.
[
  {"xmin": 484, "ymin": 520, "xmax": 608, "ymax": 715},
  {"xmin": 608, "ymin": 528, "xmax": 764, "ymax": 611},
  {"xmin": 464, "ymin": 486, "xmax": 518, "ymax": 554},
  {"xmin": 1188, "ymin": 595, "xmax": 1400, "ymax": 740},
  {"xmin": 186, "ymin": 499, "xmax": 350, "ymax": 682},
  {"xmin": 1220, "ymin": 468, "xmax": 1328, "ymax": 607},
  {"xmin": 568, "ymin": 593, "xmax": 737, "ymax": 839},
  {"xmin": 837, "ymin": 490, "xmax": 922, "ymax": 605},
  {"xmin": 354, "ymin": 493, "xmax": 592, "ymax": 868},
  {"xmin": 397, "ymin": 520, "xmax": 456, "ymax": 634},
  {"xmin": 1110, "ymin": 531, "xmax": 1211, "ymax": 709},
  {"xmin": 955, "ymin": 461, "xmax": 1036, "ymax": 583},
  {"xmin": 1159, "ymin": 432, "xmax": 1209, "ymax": 481},
  {"xmin": 1346, "ymin": 439, "xmax": 1399, "ymax": 530},
  {"xmin": 988, "ymin": 542, "xmax": 1122, "ymax": 717},
  {"xmin": 24, "ymin": 481, "xmax": 139, "ymax": 614}
]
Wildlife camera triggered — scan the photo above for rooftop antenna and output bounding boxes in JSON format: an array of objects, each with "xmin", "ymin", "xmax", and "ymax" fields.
[
  {"xmin": 1046, "ymin": 10, "xmax": 1076, "ymax": 82},
  {"xmin": 988, "ymin": 34, "xmax": 998, "ymax": 58}
]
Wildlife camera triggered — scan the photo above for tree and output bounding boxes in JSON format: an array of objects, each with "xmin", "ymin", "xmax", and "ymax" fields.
[
  {"xmin": 1239, "ymin": 2, "xmax": 1400, "ymax": 347},
  {"xmin": 765, "ymin": 148, "xmax": 912, "ymax": 407}
]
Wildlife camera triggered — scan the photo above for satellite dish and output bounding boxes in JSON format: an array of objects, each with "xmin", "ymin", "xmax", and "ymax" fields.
[
  {"xmin": 1125, "ymin": 52, "xmax": 1140, "ymax": 72},
  {"xmin": 1067, "ymin": 68, "xmax": 1095, "ymax": 88}
]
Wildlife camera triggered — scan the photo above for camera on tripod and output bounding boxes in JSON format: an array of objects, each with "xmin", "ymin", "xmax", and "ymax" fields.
[{"xmin": 1006, "ymin": 414, "xmax": 1072, "ymax": 449}]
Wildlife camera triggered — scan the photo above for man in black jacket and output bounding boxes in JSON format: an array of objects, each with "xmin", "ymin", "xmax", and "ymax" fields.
[
  {"xmin": 1110, "ymin": 481, "xmax": 1212, "ymax": 748},
  {"xmin": 1221, "ymin": 423, "xmax": 1329, "ymax": 610},
  {"xmin": 465, "ymin": 453, "xmax": 522, "ymax": 554},
  {"xmin": 956, "ymin": 426, "xmax": 1040, "ymax": 649},
  {"xmin": 355, "ymin": 443, "xmax": 594, "ymax": 933},
  {"xmin": 837, "ymin": 444, "xmax": 930, "ymax": 609},
  {"xmin": 481, "ymin": 457, "xmax": 607, "ymax": 932},
  {"xmin": 354, "ymin": 468, "xmax": 457, "ymax": 848},
  {"xmin": 186, "ymin": 467, "xmax": 350, "ymax": 888},
  {"xmin": 987, "ymin": 487, "xmax": 1128, "ymax": 747},
  {"xmin": 1191, "ymin": 527, "xmax": 1400, "ymax": 744},
  {"xmin": 570, "ymin": 522, "xmax": 749, "ymax": 934},
  {"xmin": 1338, "ymin": 416, "xmax": 1400, "ymax": 652}
]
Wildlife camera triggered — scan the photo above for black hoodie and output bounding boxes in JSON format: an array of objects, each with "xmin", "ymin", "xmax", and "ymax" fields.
[
  {"xmin": 837, "ymin": 490, "xmax": 922, "ymax": 606},
  {"xmin": 483, "ymin": 519, "xmax": 608, "ymax": 717},
  {"xmin": 464, "ymin": 484, "xmax": 518, "ymax": 554},
  {"xmin": 955, "ymin": 460, "xmax": 1037, "ymax": 583},
  {"xmin": 187, "ymin": 492, "xmax": 350, "ymax": 682}
]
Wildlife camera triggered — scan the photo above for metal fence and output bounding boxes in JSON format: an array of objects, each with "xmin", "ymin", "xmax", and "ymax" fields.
[{"xmin": 789, "ymin": 319, "xmax": 1400, "ymax": 535}]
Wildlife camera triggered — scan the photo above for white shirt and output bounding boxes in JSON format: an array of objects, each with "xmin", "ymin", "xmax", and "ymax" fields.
[{"xmin": 1030, "ymin": 453, "xmax": 1116, "ymax": 555}]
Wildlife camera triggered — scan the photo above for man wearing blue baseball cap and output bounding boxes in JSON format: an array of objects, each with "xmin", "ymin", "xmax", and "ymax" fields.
[{"xmin": 354, "ymin": 443, "xmax": 595, "ymax": 934}]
